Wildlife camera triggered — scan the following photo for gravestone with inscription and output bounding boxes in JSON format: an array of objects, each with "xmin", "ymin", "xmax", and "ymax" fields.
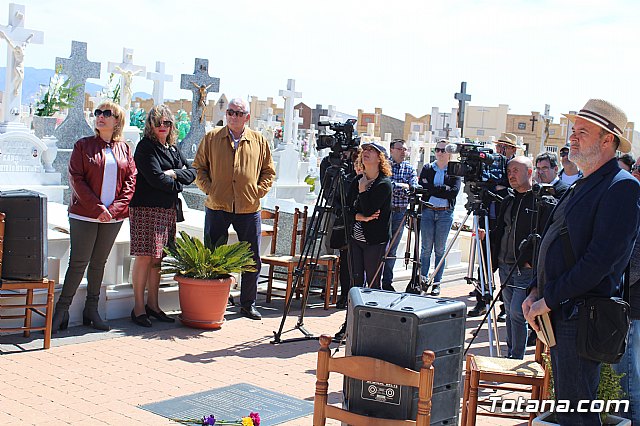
[
  {"xmin": 0, "ymin": 131, "xmax": 64, "ymax": 202},
  {"xmin": 179, "ymin": 58, "xmax": 220, "ymax": 159}
]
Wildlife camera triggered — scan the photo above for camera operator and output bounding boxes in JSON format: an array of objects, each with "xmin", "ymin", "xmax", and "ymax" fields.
[
  {"xmin": 481, "ymin": 156, "xmax": 553, "ymax": 359},
  {"xmin": 320, "ymin": 148, "xmax": 360, "ymax": 308},
  {"xmin": 534, "ymin": 152, "xmax": 569, "ymax": 198},
  {"xmin": 346, "ymin": 142, "xmax": 393, "ymax": 289},
  {"xmin": 382, "ymin": 139, "xmax": 419, "ymax": 292},
  {"xmin": 418, "ymin": 139, "xmax": 461, "ymax": 295}
]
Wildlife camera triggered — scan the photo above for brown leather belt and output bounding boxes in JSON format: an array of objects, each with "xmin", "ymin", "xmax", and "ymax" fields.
[
  {"xmin": 391, "ymin": 206, "xmax": 407, "ymax": 212},
  {"xmin": 424, "ymin": 205, "xmax": 449, "ymax": 211}
]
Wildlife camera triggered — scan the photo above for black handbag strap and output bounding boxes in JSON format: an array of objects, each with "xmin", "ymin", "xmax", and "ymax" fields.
[{"xmin": 559, "ymin": 223, "xmax": 630, "ymax": 304}]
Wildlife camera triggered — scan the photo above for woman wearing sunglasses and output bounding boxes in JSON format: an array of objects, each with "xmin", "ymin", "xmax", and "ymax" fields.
[
  {"xmin": 129, "ymin": 105, "xmax": 195, "ymax": 327},
  {"xmin": 51, "ymin": 101, "xmax": 136, "ymax": 333},
  {"xmin": 418, "ymin": 139, "xmax": 461, "ymax": 296}
]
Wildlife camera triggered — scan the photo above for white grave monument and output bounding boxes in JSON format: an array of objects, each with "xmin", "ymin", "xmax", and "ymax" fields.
[
  {"xmin": 107, "ymin": 48, "xmax": 146, "ymax": 144},
  {"xmin": 0, "ymin": 3, "xmax": 44, "ymax": 133},
  {"xmin": 147, "ymin": 61, "xmax": 173, "ymax": 105}
]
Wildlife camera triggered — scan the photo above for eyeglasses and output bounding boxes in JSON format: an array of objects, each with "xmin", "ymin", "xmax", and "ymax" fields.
[
  {"xmin": 392, "ymin": 146, "xmax": 407, "ymax": 152},
  {"xmin": 156, "ymin": 120, "xmax": 173, "ymax": 128},
  {"xmin": 94, "ymin": 109, "xmax": 113, "ymax": 118},
  {"xmin": 226, "ymin": 109, "xmax": 246, "ymax": 118},
  {"xmin": 434, "ymin": 148, "xmax": 446, "ymax": 153},
  {"xmin": 632, "ymin": 164, "xmax": 640, "ymax": 171}
]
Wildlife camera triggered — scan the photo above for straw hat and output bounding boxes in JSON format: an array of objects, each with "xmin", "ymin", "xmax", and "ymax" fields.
[
  {"xmin": 496, "ymin": 132, "xmax": 518, "ymax": 148},
  {"xmin": 563, "ymin": 99, "xmax": 631, "ymax": 153}
]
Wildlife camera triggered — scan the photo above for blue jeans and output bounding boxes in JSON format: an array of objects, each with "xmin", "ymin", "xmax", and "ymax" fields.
[
  {"xmin": 613, "ymin": 319, "xmax": 640, "ymax": 423},
  {"xmin": 204, "ymin": 208, "xmax": 261, "ymax": 307},
  {"xmin": 550, "ymin": 310, "xmax": 602, "ymax": 426},
  {"xmin": 382, "ymin": 211, "xmax": 406, "ymax": 286},
  {"xmin": 420, "ymin": 208, "xmax": 454, "ymax": 283},
  {"xmin": 498, "ymin": 263, "xmax": 532, "ymax": 359}
]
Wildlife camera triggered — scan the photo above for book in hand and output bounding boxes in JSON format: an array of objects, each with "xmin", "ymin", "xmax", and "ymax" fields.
[{"xmin": 535, "ymin": 312, "xmax": 556, "ymax": 347}]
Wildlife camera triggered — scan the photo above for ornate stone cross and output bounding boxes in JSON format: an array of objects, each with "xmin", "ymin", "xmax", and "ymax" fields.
[
  {"xmin": 454, "ymin": 82, "xmax": 471, "ymax": 137},
  {"xmin": 107, "ymin": 48, "xmax": 146, "ymax": 124}
]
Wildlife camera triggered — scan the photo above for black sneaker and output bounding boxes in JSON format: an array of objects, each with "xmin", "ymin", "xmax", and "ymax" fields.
[{"xmin": 467, "ymin": 303, "xmax": 487, "ymax": 317}]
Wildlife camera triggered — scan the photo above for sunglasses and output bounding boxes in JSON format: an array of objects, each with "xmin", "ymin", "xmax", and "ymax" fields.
[
  {"xmin": 632, "ymin": 164, "xmax": 640, "ymax": 172},
  {"xmin": 155, "ymin": 120, "xmax": 173, "ymax": 128},
  {"xmin": 94, "ymin": 109, "xmax": 113, "ymax": 118},
  {"xmin": 560, "ymin": 150, "xmax": 569, "ymax": 157},
  {"xmin": 226, "ymin": 109, "xmax": 246, "ymax": 118},
  {"xmin": 434, "ymin": 148, "xmax": 446, "ymax": 153}
]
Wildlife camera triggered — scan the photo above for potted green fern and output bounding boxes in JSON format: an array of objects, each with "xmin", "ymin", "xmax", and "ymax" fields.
[{"xmin": 162, "ymin": 231, "xmax": 256, "ymax": 329}]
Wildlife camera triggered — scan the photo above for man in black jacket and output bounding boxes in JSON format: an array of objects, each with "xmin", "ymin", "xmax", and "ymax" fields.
[{"xmin": 489, "ymin": 156, "xmax": 552, "ymax": 359}]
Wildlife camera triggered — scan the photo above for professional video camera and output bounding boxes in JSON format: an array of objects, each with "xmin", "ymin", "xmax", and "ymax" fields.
[
  {"xmin": 445, "ymin": 141, "xmax": 507, "ymax": 185},
  {"xmin": 317, "ymin": 119, "xmax": 360, "ymax": 153}
]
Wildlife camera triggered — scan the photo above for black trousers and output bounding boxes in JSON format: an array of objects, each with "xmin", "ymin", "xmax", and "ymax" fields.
[{"xmin": 348, "ymin": 238, "xmax": 387, "ymax": 289}]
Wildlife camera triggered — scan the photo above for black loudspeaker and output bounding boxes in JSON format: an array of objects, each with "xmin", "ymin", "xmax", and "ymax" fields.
[
  {"xmin": 0, "ymin": 190, "xmax": 48, "ymax": 280},
  {"xmin": 345, "ymin": 288, "xmax": 466, "ymax": 425}
]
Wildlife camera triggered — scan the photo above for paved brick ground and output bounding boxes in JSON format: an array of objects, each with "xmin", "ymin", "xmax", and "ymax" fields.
[{"xmin": 0, "ymin": 276, "xmax": 531, "ymax": 426}]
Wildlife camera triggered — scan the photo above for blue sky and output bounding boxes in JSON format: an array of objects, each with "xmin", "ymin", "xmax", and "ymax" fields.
[{"xmin": 2, "ymin": 0, "xmax": 639, "ymax": 124}]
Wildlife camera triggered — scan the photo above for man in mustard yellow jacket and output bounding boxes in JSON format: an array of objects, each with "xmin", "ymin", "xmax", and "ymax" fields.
[{"xmin": 193, "ymin": 98, "xmax": 276, "ymax": 320}]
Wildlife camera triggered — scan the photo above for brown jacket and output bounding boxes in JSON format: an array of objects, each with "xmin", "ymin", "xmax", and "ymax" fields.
[
  {"xmin": 68, "ymin": 135, "xmax": 137, "ymax": 220},
  {"xmin": 192, "ymin": 126, "xmax": 275, "ymax": 214}
]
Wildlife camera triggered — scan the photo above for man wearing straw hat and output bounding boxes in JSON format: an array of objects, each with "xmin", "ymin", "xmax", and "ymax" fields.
[{"xmin": 523, "ymin": 99, "xmax": 640, "ymax": 424}]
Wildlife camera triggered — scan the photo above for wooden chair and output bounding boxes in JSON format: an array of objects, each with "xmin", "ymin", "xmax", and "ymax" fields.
[
  {"xmin": 460, "ymin": 339, "xmax": 550, "ymax": 425},
  {"xmin": 261, "ymin": 206, "xmax": 307, "ymax": 303},
  {"xmin": 314, "ymin": 334, "xmax": 436, "ymax": 426},
  {"xmin": 0, "ymin": 212, "xmax": 55, "ymax": 350},
  {"xmin": 301, "ymin": 248, "xmax": 339, "ymax": 310}
]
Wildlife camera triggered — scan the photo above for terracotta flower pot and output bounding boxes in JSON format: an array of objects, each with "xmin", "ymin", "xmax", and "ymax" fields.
[{"xmin": 175, "ymin": 274, "xmax": 234, "ymax": 329}]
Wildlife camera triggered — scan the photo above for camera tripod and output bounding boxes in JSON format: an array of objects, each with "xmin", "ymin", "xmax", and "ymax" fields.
[
  {"xmin": 421, "ymin": 184, "xmax": 504, "ymax": 356},
  {"xmin": 271, "ymin": 158, "xmax": 354, "ymax": 344}
]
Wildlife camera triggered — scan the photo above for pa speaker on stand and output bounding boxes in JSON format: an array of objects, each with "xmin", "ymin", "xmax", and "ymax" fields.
[{"xmin": 344, "ymin": 287, "xmax": 466, "ymax": 425}]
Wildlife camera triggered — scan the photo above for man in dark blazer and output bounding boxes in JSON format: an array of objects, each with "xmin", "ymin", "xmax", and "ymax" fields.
[{"xmin": 523, "ymin": 99, "xmax": 640, "ymax": 425}]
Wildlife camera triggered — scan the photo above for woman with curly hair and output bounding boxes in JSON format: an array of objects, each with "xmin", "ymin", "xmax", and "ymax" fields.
[
  {"xmin": 51, "ymin": 101, "xmax": 136, "ymax": 333},
  {"xmin": 129, "ymin": 105, "xmax": 195, "ymax": 327},
  {"xmin": 345, "ymin": 142, "xmax": 393, "ymax": 290}
]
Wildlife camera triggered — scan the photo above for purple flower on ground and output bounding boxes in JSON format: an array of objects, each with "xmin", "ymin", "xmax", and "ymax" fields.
[
  {"xmin": 249, "ymin": 412, "xmax": 260, "ymax": 426},
  {"xmin": 202, "ymin": 414, "xmax": 216, "ymax": 425}
]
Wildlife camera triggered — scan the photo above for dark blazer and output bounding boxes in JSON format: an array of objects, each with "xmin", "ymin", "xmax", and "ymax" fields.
[
  {"xmin": 552, "ymin": 178, "xmax": 570, "ymax": 198},
  {"xmin": 130, "ymin": 137, "xmax": 196, "ymax": 208},
  {"xmin": 346, "ymin": 173, "xmax": 392, "ymax": 245},
  {"xmin": 541, "ymin": 159, "xmax": 640, "ymax": 317},
  {"xmin": 418, "ymin": 163, "xmax": 461, "ymax": 209}
]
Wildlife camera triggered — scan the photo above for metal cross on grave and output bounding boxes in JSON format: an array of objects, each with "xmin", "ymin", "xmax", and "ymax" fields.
[
  {"xmin": 107, "ymin": 48, "xmax": 146, "ymax": 124},
  {"xmin": 529, "ymin": 114, "xmax": 538, "ymax": 132},
  {"xmin": 179, "ymin": 58, "xmax": 220, "ymax": 158},
  {"xmin": 54, "ymin": 40, "xmax": 101, "ymax": 148},
  {"xmin": 454, "ymin": 82, "xmax": 471, "ymax": 137},
  {"xmin": 279, "ymin": 79, "xmax": 302, "ymax": 144},
  {"xmin": 146, "ymin": 61, "xmax": 173, "ymax": 105},
  {"xmin": 0, "ymin": 3, "xmax": 44, "ymax": 129}
]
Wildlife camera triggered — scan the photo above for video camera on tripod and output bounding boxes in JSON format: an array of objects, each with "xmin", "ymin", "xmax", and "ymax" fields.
[
  {"xmin": 445, "ymin": 141, "xmax": 507, "ymax": 185},
  {"xmin": 317, "ymin": 119, "xmax": 360, "ymax": 154}
]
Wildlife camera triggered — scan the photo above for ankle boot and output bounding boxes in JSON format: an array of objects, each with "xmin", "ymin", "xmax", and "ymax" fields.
[
  {"xmin": 50, "ymin": 309, "xmax": 69, "ymax": 334},
  {"xmin": 82, "ymin": 307, "xmax": 110, "ymax": 331}
]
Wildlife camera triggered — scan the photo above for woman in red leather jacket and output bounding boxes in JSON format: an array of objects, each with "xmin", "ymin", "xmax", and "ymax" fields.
[{"xmin": 51, "ymin": 100, "xmax": 136, "ymax": 333}]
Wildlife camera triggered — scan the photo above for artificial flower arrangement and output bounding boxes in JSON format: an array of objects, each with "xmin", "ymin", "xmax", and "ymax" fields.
[{"xmin": 173, "ymin": 411, "xmax": 260, "ymax": 426}]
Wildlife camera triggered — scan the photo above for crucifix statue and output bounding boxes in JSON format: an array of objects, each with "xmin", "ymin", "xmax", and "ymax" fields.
[
  {"xmin": 0, "ymin": 3, "xmax": 44, "ymax": 128},
  {"xmin": 192, "ymin": 82, "xmax": 214, "ymax": 123},
  {"xmin": 107, "ymin": 48, "xmax": 146, "ymax": 124}
]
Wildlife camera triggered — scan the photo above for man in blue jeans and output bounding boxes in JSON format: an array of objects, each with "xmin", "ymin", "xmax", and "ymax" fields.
[
  {"xmin": 524, "ymin": 99, "xmax": 640, "ymax": 424},
  {"xmin": 487, "ymin": 156, "xmax": 552, "ymax": 359},
  {"xmin": 193, "ymin": 98, "xmax": 276, "ymax": 320},
  {"xmin": 381, "ymin": 139, "xmax": 418, "ymax": 291}
]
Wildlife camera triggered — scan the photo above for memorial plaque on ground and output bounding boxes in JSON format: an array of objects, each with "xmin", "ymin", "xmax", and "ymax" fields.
[{"xmin": 140, "ymin": 383, "xmax": 314, "ymax": 425}]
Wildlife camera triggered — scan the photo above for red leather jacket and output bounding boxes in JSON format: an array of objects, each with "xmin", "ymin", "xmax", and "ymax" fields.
[{"xmin": 68, "ymin": 135, "xmax": 137, "ymax": 220}]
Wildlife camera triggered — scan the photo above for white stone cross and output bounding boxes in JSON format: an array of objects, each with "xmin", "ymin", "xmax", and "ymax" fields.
[
  {"xmin": 265, "ymin": 107, "xmax": 278, "ymax": 130},
  {"xmin": 327, "ymin": 105, "xmax": 337, "ymax": 121},
  {"xmin": 146, "ymin": 61, "xmax": 173, "ymax": 105},
  {"xmin": 278, "ymin": 79, "xmax": 302, "ymax": 144},
  {"xmin": 292, "ymin": 108, "xmax": 304, "ymax": 142},
  {"xmin": 107, "ymin": 48, "xmax": 146, "ymax": 124},
  {"xmin": 625, "ymin": 125, "xmax": 633, "ymax": 141},
  {"xmin": 0, "ymin": 3, "xmax": 44, "ymax": 128}
]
